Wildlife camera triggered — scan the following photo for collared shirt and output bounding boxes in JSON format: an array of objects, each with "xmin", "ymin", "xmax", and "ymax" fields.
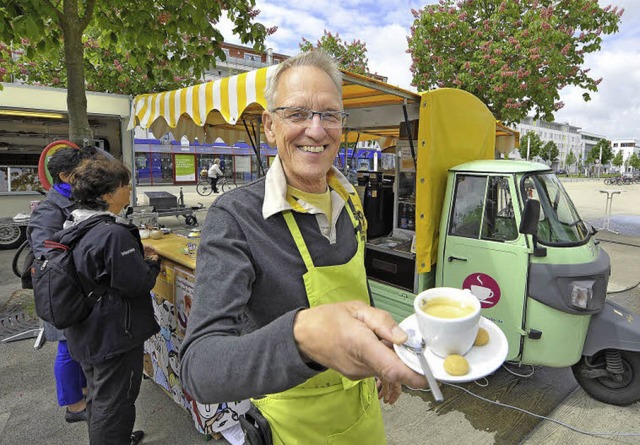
[{"xmin": 262, "ymin": 156, "xmax": 357, "ymax": 243}]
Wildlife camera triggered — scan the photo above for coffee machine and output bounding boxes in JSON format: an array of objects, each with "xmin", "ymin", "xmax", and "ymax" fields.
[{"xmin": 362, "ymin": 171, "xmax": 394, "ymax": 239}]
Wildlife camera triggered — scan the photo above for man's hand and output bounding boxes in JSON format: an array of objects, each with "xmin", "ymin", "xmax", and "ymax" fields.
[{"xmin": 293, "ymin": 300, "xmax": 427, "ymax": 390}]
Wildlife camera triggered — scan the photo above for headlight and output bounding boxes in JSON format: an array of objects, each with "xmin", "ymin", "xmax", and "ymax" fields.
[{"xmin": 569, "ymin": 280, "xmax": 594, "ymax": 309}]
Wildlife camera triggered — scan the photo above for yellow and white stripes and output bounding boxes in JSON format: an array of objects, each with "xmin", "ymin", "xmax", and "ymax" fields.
[{"xmin": 129, "ymin": 65, "xmax": 276, "ymax": 142}]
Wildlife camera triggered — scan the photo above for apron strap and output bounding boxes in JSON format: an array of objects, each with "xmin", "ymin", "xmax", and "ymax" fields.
[{"xmin": 282, "ymin": 211, "xmax": 315, "ymax": 270}]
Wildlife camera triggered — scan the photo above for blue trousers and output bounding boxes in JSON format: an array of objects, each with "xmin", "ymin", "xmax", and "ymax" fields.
[{"xmin": 54, "ymin": 340, "xmax": 87, "ymax": 406}]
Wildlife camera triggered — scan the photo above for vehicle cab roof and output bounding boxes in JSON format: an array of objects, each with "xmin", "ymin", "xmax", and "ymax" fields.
[{"xmin": 450, "ymin": 159, "xmax": 552, "ymax": 174}]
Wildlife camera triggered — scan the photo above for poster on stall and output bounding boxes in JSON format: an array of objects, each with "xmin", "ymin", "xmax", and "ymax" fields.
[
  {"xmin": 235, "ymin": 155, "xmax": 251, "ymax": 173},
  {"xmin": 174, "ymin": 154, "xmax": 196, "ymax": 182},
  {"xmin": 175, "ymin": 267, "xmax": 195, "ymax": 339}
]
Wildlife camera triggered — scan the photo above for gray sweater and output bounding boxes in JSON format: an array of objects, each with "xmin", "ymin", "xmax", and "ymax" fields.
[{"xmin": 179, "ymin": 177, "xmax": 362, "ymax": 404}]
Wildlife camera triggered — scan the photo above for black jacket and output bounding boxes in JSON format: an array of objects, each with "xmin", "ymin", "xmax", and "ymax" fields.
[{"xmin": 57, "ymin": 214, "xmax": 160, "ymax": 365}]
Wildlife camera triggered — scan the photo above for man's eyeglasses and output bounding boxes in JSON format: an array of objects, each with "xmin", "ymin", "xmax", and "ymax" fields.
[{"xmin": 270, "ymin": 107, "xmax": 348, "ymax": 129}]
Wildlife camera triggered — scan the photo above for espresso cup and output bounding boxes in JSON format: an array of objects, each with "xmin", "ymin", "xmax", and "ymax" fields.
[{"xmin": 414, "ymin": 287, "xmax": 481, "ymax": 358}]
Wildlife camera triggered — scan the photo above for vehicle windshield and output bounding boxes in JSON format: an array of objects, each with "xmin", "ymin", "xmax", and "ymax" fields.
[{"xmin": 521, "ymin": 173, "xmax": 590, "ymax": 245}]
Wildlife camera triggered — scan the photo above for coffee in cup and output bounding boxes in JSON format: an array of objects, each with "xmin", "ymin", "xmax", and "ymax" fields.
[{"xmin": 414, "ymin": 287, "xmax": 481, "ymax": 358}]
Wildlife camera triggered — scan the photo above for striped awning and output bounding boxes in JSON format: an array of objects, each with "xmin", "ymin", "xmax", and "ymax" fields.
[
  {"xmin": 130, "ymin": 65, "xmax": 276, "ymax": 144},
  {"xmin": 129, "ymin": 64, "xmax": 424, "ymax": 145}
]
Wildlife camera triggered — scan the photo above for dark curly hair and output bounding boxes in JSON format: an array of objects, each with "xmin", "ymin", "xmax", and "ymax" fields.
[
  {"xmin": 71, "ymin": 158, "xmax": 131, "ymax": 210},
  {"xmin": 47, "ymin": 146, "xmax": 98, "ymax": 185}
]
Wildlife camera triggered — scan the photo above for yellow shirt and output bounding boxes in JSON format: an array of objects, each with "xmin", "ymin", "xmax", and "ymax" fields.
[{"xmin": 286, "ymin": 185, "xmax": 332, "ymax": 224}]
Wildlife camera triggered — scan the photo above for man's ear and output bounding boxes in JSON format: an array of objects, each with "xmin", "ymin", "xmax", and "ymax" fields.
[{"xmin": 262, "ymin": 110, "xmax": 277, "ymax": 145}]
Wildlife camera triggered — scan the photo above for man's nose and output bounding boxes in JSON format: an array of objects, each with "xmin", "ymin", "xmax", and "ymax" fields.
[{"xmin": 305, "ymin": 114, "xmax": 327, "ymax": 135}]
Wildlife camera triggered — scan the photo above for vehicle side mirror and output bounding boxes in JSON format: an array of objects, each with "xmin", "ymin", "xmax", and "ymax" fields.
[
  {"xmin": 519, "ymin": 199, "xmax": 546, "ymax": 257},
  {"xmin": 519, "ymin": 199, "xmax": 540, "ymax": 235}
]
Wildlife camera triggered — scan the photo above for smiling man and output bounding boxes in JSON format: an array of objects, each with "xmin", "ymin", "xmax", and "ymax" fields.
[{"xmin": 180, "ymin": 50, "xmax": 426, "ymax": 445}]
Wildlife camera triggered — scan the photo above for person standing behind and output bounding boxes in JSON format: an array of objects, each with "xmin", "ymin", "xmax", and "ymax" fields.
[
  {"xmin": 207, "ymin": 158, "xmax": 223, "ymax": 193},
  {"xmin": 59, "ymin": 158, "xmax": 160, "ymax": 445},
  {"xmin": 180, "ymin": 50, "xmax": 426, "ymax": 444},
  {"xmin": 26, "ymin": 146, "xmax": 98, "ymax": 423}
]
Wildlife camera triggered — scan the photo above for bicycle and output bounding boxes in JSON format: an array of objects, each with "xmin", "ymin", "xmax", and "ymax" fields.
[{"xmin": 196, "ymin": 174, "xmax": 213, "ymax": 196}]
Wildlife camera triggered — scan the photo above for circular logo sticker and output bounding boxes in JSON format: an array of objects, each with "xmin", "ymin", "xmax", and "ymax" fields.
[{"xmin": 462, "ymin": 273, "xmax": 501, "ymax": 308}]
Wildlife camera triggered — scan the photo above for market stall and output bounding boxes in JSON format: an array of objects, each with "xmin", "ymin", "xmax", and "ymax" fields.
[{"xmin": 141, "ymin": 233, "xmax": 250, "ymax": 438}]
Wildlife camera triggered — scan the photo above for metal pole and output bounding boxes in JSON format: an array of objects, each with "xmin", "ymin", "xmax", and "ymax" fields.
[
  {"xmin": 526, "ymin": 135, "xmax": 530, "ymax": 161},
  {"xmin": 598, "ymin": 145, "xmax": 602, "ymax": 179}
]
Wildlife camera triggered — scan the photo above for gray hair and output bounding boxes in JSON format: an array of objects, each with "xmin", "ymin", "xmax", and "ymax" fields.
[{"xmin": 264, "ymin": 49, "xmax": 343, "ymax": 110}]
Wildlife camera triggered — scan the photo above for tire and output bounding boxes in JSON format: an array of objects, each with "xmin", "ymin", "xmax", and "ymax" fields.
[
  {"xmin": 184, "ymin": 215, "xmax": 198, "ymax": 227},
  {"xmin": 196, "ymin": 180, "xmax": 213, "ymax": 196},
  {"xmin": 572, "ymin": 349, "xmax": 640, "ymax": 406},
  {"xmin": 0, "ymin": 223, "xmax": 26, "ymax": 250},
  {"xmin": 604, "ymin": 178, "xmax": 612, "ymax": 185},
  {"xmin": 12, "ymin": 239, "xmax": 31, "ymax": 278}
]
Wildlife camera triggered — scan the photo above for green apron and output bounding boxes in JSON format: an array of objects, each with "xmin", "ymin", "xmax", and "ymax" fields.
[{"xmin": 252, "ymin": 198, "xmax": 387, "ymax": 445}]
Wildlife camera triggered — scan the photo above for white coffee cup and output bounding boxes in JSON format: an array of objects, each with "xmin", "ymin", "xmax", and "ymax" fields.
[{"xmin": 414, "ymin": 287, "xmax": 481, "ymax": 358}]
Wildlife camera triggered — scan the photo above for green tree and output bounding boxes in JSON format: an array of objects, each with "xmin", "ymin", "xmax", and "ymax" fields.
[
  {"xmin": 585, "ymin": 139, "xmax": 613, "ymax": 166},
  {"xmin": 612, "ymin": 150, "xmax": 624, "ymax": 169},
  {"xmin": 565, "ymin": 150, "xmax": 577, "ymax": 168},
  {"xmin": 299, "ymin": 30, "xmax": 369, "ymax": 75},
  {"xmin": 540, "ymin": 140, "xmax": 559, "ymax": 163},
  {"xmin": 629, "ymin": 152, "xmax": 640, "ymax": 171},
  {"xmin": 518, "ymin": 132, "xmax": 543, "ymax": 160},
  {"xmin": 0, "ymin": 1, "xmax": 275, "ymax": 145},
  {"xmin": 407, "ymin": 0, "xmax": 623, "ymax": 124}
]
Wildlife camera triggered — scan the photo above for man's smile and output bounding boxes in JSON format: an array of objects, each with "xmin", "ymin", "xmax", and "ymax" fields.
[{"xmin": 298, "ymin": 145, "xmax": 326, "ymax": 153}]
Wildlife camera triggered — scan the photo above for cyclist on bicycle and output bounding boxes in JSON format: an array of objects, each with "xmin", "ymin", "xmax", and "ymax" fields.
[{"xmin": 207, "ymin": 158, "xmax": 224, "ymax": 193}]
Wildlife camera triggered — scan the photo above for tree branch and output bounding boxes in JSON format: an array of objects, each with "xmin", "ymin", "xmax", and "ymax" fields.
[
  {"xmin": 80, "ymin": 0, "xmax": 97, "ymax": 30},
  {"xmin": 42, "ymin": 0, "xmax": 64, "ymax": 22}
]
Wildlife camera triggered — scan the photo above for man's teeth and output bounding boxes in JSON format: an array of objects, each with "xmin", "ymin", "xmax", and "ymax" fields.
[{"xmin": 299, "ymin": 146, "xmax": 324, "ymax": 153}]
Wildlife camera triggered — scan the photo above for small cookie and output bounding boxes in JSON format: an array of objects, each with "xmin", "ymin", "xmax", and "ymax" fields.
[
  {"xmin": 443, "ymin": 354, "xmax": 469, "ymax": 376},
  {"xmin": 474, "ymin": 327, "xmax": 490, "ymax": 346}
]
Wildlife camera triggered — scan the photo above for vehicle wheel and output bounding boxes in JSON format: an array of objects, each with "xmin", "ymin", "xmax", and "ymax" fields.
[
  {"xmin": 185, "ymin": 215, "xmax": 198, "ymax": 227},
  {"xmin": 572, "ymin": 350, "xmax": 640, "ymax": 406},
  {"xmin": 604, "ymin": 178, "xmax": 611, "ymax": 185},
  {"xmin": 196, "ymin": 181, "xmax": 213, "ymax": 196},
  {"xmin": 0, "ymin": 223, "xmax": 26, "ymax": 250}
]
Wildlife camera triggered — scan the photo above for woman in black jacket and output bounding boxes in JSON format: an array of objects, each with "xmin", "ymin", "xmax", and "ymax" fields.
[{"xmin": 58, "ymin": 157, "xmax": 160, "ymax": 445}]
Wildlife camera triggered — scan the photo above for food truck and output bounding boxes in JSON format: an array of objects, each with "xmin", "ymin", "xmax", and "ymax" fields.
[{"xmin": 131, "ymin": 64, "xmax": 640, "ymax": 435}]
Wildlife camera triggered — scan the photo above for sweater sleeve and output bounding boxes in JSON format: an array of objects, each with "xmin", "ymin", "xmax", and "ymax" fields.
[
  {"xmin": 26, "ymin": 199, "xmax": 68, "ymax": 258},
  {"xmin": 179, "ymin": 205, "xmax": 319, "ymax": 404},
  {"xmin": 102, "ymin": 225, "xmax": 160, "ymax": 298}
]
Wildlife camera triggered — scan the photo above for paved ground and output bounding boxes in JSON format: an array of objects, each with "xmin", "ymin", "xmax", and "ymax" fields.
[{"xmin": 1, "ymin": 178, "xmax": 639, "ymax": 445}]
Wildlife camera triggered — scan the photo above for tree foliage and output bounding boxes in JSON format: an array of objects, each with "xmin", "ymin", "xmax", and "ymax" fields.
[
  {"xmin": 518, "ymin": 131, "xmax": 543, "ymax": 159},
  {"xmin": 565, "ymin": 150, "xmax": 577, "ymax": 167},
  {"xmin": 585, "ymin": 139, "xmax": 613, "ymax": 166},
  {"xmin": 299, "ymin": 30, "xmax": 369, "ymax": 75},
  {"xmin": 407, "ymin": 0, "xmax": 624, "ymax": 124},
  {"xmin": 612, "ymin": 150, "xmax": 623, "ymax": 168},
  {"xmin": 539, "ymin": 140, "xmax": 559, "ymax": 163},
  {"xmin": 0, "ymin": 0, "xmax": 275, "ymax": 144},
  {"xmin": 629, "ymin": 152, "xmax": 640, "ymax": 171}
]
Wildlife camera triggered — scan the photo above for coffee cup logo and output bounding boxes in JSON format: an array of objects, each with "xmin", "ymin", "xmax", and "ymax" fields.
[
  {"xmin": 470, "ymin": 285, "xmax": 493, "ymax": 301},
  {"xmin": 462, "ymin": 273, "xmax": 501, "ymax": 308}
]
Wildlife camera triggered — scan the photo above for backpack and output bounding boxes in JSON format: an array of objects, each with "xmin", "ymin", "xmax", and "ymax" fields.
[{"xmin": 31, "ymin": 216, "xmax": 111, "ymax": 329}]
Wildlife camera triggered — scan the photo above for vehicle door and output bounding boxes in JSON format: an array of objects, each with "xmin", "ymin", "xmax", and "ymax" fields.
[{"xmin": 439, "ymin": 174, "xmax": 530, "ymax": 361}]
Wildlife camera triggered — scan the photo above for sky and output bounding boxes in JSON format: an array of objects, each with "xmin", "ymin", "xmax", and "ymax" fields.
[{"xmin": 217, "ymin": 0, "xmax": 639, "ymax": 142}]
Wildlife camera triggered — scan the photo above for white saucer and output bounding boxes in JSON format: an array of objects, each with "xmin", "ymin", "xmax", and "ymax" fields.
[{"xmin": 394, "ymin": 315, "xmax": 508, "ymax": 383}]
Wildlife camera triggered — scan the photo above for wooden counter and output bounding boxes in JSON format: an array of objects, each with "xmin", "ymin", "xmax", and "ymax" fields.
[{"xmin": 142, "ymin": 233, "xmax": 196, "ymax": 270}]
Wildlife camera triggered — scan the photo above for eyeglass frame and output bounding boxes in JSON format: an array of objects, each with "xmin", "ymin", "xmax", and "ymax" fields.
[{"xmin": 269, "ymin": 107, "xmax": 349, "ymax": 128}]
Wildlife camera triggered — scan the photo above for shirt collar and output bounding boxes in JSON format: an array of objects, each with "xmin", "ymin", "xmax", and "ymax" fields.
[{"xmin": 262, "ymin": 156, "xmax": 356, "ymax": 220}]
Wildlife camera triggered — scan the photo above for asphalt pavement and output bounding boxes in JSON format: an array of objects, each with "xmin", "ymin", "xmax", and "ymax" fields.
[{"xmin": 1, "ymin": 180, "xmax": 640, "ymax": 445}]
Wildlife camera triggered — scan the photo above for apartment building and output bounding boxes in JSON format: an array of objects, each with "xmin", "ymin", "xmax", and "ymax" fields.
[
  {"xmin": 516, "ymin": 117, "xmax": 582, "ymax": 170},
  {"xmin": 611, "ymin": 139, "xmax": 640, "ymax": 174}
]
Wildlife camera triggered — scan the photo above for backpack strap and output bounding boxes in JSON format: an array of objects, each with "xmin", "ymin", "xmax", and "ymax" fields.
[{"xmin": 51, "ymin": 215, "xmax": 115, "ymax": 301}]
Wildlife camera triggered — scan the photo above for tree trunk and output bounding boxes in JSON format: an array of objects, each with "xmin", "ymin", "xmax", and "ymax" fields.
[{"xmin": 62, "ymin": 1, "xmax": 92, "ymax": 146}]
